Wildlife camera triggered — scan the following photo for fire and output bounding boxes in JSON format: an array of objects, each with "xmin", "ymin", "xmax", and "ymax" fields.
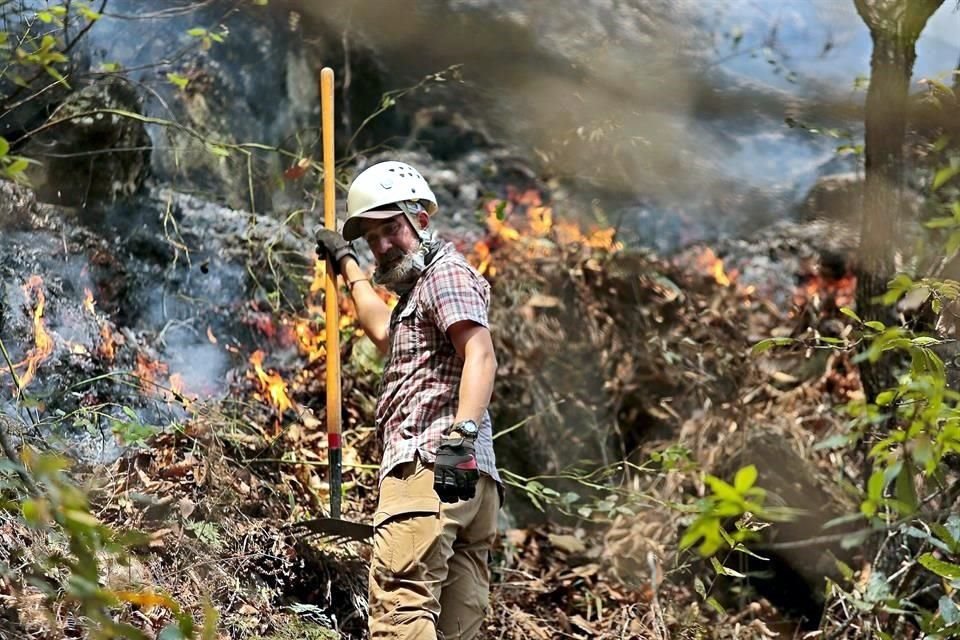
[
  {"xmin": 249, "ymin": 350, "xmax": 293, "ymax": 414},
  {"xmin": 473, "ymin": 240, "xmax": 493, "ymax": 276},
  {"xmin": 16, "ymin": 276, "xmax": 55, "ymax": 389},
  {"xmin": 135, "ymin": 352, "xmax": 168, "ymax": 390},
  {"xmin": 694, "ymin": 248, "xmax": 735, "ymax": 287},
  {"xmin": 793, "ymin": 272, "xmax": 856, "ymax": 312},
  {"xmin": 98, "ymin": 324, "xmax": 117, "ymax": 361},
  {"xmin": 167, "ymin": 372, "xmax": 193, "ymax": 405},
  {"xmin": 473, "ymin": 188, "xmax": 624, "ymax": 273},
  {"xmin": 310, "ymin": 259, "xmax": 326, "ymax": 294},
  {"xmin": 293, "ymin": 307, "xmax": 326, "ymax": 363},
  {"xmin": 83, "ymin": 288, "xmax": 96, "ymax": 314}
]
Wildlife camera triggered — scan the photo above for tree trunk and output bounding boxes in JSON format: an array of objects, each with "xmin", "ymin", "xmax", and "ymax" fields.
[
  {"xmin": 853, "ymin": 0, "xmax": 944, "ymax": 581},
  {"xmin": 853, "ymin": 0, "xmax": 944, "ymax": 404}
]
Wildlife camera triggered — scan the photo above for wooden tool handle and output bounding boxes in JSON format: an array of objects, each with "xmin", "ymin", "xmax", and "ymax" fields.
[{"xmin": 320, "ymin": 67, "xmax": 342, "ymax": 518}]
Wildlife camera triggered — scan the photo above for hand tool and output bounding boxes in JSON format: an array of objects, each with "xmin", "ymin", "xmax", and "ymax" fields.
[{"xmin": 289, "ymin": 66, "xmax": 373, "ymax": 543}]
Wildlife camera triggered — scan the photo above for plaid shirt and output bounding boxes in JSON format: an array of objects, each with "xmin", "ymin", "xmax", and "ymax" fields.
[{"xmin": 375, "ymin": 242, "xmax": 501, "ymax": 484}]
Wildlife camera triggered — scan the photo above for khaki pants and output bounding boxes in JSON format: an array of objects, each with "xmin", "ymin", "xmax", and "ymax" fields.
[{"xmin": 368, "ymin": 457, "xmax": 499, "ymax": 640}]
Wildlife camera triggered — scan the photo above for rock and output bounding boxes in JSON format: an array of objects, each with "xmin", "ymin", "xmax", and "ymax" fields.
[
  {"xmin": 718, "ymin": 431, "xmax": 859, "ymax": 627},
  {"xmin": 797, "ymin": 172, "xmax": 921, "ymax": 227},
  {"xmin": 22, "ymin": 77, "xmax": 150, "ymax": 209}
]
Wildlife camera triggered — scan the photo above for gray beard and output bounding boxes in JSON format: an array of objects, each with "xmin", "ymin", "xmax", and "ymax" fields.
[
  {"xmin": 372, "ymin": 234, "xmax": 442, "ymax": 296},
  {"xmin": 373, "ymin": 251, "xmax": 427, "ymax": 296}
]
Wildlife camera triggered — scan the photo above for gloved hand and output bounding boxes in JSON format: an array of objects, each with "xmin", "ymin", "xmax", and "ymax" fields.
[
  {"xmin": 315, "ymin": 228, "xmax": 357, "ymax": 276},
  {"xmin": 433, "ymin": 436, "xmax": 480, "ymax": 503}
]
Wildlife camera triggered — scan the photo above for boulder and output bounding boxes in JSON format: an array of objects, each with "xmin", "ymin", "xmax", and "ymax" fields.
[{"xmin": 22, "ymin": 77, "xmax": 150, "ymax": 208}]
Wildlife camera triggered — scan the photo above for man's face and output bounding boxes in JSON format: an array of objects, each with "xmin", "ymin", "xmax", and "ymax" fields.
[
  {"xmin": 361, "ymin": 212, "xmax": 432, "ymax": 293},
  {"xmin": 362, "ymin": 214, "xmax": 420, "ymax": 270}
]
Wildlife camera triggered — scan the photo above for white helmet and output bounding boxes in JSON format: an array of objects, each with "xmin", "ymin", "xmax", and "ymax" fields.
[{"xmin": 343, "ymin": 161, "xmax": 438, "ymax": 241}]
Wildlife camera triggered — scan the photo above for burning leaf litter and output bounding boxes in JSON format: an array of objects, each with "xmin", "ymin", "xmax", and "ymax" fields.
[{"xmin": 1, "ymin": 181, "xmax": 867, "ymax": 639}]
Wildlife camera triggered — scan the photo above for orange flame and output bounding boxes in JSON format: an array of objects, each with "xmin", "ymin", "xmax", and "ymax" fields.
[
  {"xmin": 293, "ymin": 307, "xmax": 326, "ymax": 363},
  {"xmin": 476, "ymin": 189, "xmax": 624, "ymax": 264},
  {"xmin": 17, "ymin": 276, "xmax": 54, "ymax": 389},
  {"xmin": 793, "ymin": 273, "xmax": 856, "ymax": 311},
  {"xmin": 694, "ymin": 248, "xmax": 735, "ymax": 287},
  {"xmin": 83, "ymin": 288, "xmax": 96, "ymax": 314},
  {"xmin": 167, "ymin": 372, "xmax": 193, "ymax": 405},
  {"xmin": 98, "ymin": 324, "xmax": 117, "ymax": 361},
  {"xmin": 249, "ymin": 350, "xmax": 292, "ymax": 414},
  {"xmin": 310, "ymin": 259, "xmax": 327, "ymax": 295},
  {"xmin": 136, "ymin": 353, "xmax": 168, "ymax": 390}
]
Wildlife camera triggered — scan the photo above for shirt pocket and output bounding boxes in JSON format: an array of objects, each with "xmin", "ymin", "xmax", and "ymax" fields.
[{"xmin": 387, "ymin": 297, "xmax": 421, "ymax": 362}]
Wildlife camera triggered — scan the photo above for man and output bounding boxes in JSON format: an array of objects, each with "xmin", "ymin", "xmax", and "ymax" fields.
[{"xmin": 315, "ymin": 160, "xmax": 501, "ymax": 640}]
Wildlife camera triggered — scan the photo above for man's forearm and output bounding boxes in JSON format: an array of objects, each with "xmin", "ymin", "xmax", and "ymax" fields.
[
  {"xmin": 455, "ymin": 350, "xmax": 496, "ymax": 424},
  {"xmin": 340, "ymin": 258, "xmax": 391, "ymax": 353}
]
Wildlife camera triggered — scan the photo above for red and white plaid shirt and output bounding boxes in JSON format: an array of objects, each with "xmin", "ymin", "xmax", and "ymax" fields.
[{"xmin": 375, "ymin": 242, "xmax": 501, "ymax": 484}]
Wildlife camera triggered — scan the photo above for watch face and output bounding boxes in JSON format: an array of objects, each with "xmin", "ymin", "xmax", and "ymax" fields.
[{"xmin": 456, "ymin": 420, "xmax": 479, "ymax": 436}]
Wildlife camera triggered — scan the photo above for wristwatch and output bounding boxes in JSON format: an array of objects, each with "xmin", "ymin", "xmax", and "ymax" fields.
[{"xmin": 450, "ymin": 420, "xmax": 479, "ymax": 440}]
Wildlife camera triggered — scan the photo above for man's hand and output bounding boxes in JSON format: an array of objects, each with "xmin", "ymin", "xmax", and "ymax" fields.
[
  {"xmin": 315, "ymin": 228, "xmax": 357, "ymax": 276},
  {"xmin": 433, "ymin": 436, "xmax": 480, "ymax": 503}
]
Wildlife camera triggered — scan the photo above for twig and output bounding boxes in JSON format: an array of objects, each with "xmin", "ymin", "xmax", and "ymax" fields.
[
  {"xmin": 824, "ymin": 613, "xmax": 856, "ymax": 640},
  {"xmin": 0, "ymin": 335, "xmax": 40, "ymax": 432},
  {"xmin": 0, "ymin": 415, "xmax": 39, "ymax": 495},
  {"xmin": 647, "ymin": 551, "xmax": 669, "ymax": 640}
]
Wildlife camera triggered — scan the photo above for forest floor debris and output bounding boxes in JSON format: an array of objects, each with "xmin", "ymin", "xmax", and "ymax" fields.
[{"xmin": 1, "ymin": 190, "xmax": 873, "ymax": 639}]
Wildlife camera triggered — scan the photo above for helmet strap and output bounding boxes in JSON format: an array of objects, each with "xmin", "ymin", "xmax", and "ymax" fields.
[{"xmin": 397, "ymin": 200, "xmax": 431, "ymax": 242}]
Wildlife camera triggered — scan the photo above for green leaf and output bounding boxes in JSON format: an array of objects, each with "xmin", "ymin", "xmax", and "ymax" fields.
[
  {"xmin": 21, "ymin": 499, "xmax": 48, "ymax": 525},
  {"xmin": 867, "ymin": 470, "xmax": 886, "ymax": 502},
  {"xmin": 940, "ymin": 596, "xmax": 960, "ymax": 625},
  {"xmin": 704, "ymin": 475, "xmax": 743, "ymax": 504},
  {"xmin": 0, "ymin": 137, "xmax": 8, "ymax": 158},
  {"xmin": 733, "ymin": 465, "xmax": 757, "ymax": 493},
  {"xmin": 751, "ymin": 337, "xmax": 794, "ymax": 354},
  {"xmin": 933, "ymin": 165, "xmax": 960, "ymax": 191},
  {"xmin": 814, "ymin": 433, "xmax": 852, "ymax": 451},
  {"xmin": 206, "ymin": 143, "xmax": 230, "ymax": 158},
  {"xmin": 693, "ymin": 576, "xmax": 706, "ymax": 599},
  {"xmin": 924, "ymin": 216, "xmax": 959, "ymax": 229},
  {"xmin": 893, "ymin": 462, "xmax": 917, "ymax": 515},
  {"xmin": 839, "ymin": 306, "xmax": 861, "ymax": 322},
  {"xmin": 187, "ymin": 28, "xmax": 207, "ymax": 37},
  {"xmin": 875, "ymin": 390, "xmax": 896, "ymax": 406},
  {"xmin": 79, "ymin": 5, "xmax": 101, "ymax": 20},
  {"xmin": 710, "ymin": 557, "xmax": 746, "ymax": 578},
  {"xmin": 865, "ymin": 320, "xmax": 886, "ymax": 332},
  {"xmin": 166, "ymin": 72, "xmax": 189, "ymax": 90},
  {"xmin": 706, "ymin": 597, "xmax": 727, "ymax": 616},
  {"xmin": 947, "ymin": 231, "xmax": 960, "ymax": 258},
  {"xmin": 43, "ymin": 64, "xmax": 69, "ymax": 88},
  {"xmin": 63, "ymin": 508, "xmax": 100, "ymax": 528},
  {"xmin": 918, "ymin": 553, "xmax": 960, "ymax": 579}
]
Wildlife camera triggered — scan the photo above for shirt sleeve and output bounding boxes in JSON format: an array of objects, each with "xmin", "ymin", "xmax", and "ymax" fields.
[{"xmin": 420, "ymin": 260, "xmax": 490, "ymax": 333}]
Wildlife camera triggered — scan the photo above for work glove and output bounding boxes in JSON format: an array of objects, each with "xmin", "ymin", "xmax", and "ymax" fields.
[
  {"xmin": 433, "ymin": 436, "xmax": 480, "ymax": 503},
  {"xmin": 315, "ymin": 228, "xmax": 357, "ymax": 276}
]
